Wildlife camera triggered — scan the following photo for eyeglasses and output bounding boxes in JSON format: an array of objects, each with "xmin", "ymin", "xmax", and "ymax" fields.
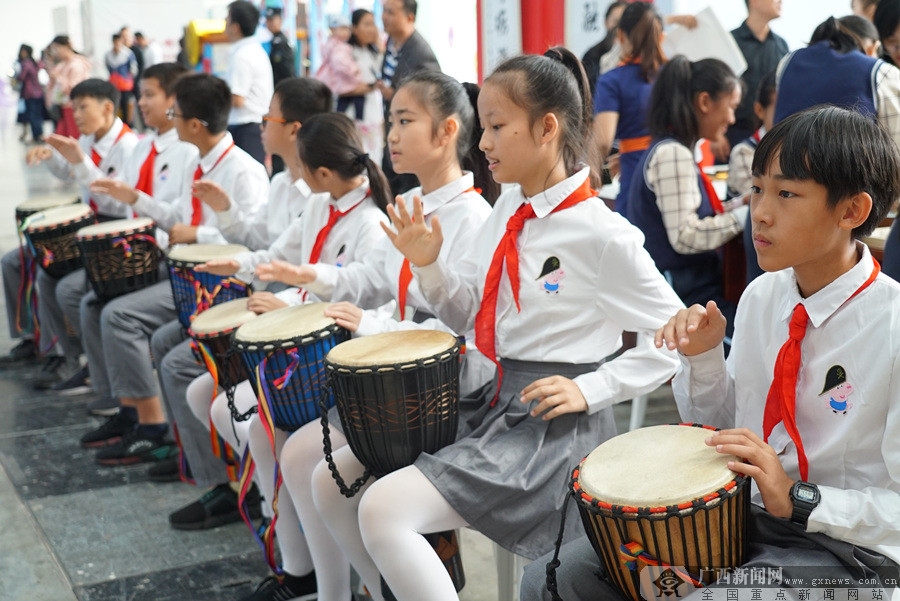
[
  {"xmin": 166, "ymin": 107, "xmax": 209, "ymax": 127},
  {"xmin": 261, "ymin": 114, "xmax": 289, "ymax": 127}
]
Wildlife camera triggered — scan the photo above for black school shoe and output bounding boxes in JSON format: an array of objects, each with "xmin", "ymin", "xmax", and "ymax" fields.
[
  {"xmin": 239, "ymin": 571, "xmax": 317, "ymax": 601},
  {"xmin": 169, "ymin": 482, "xmax": 261, "ymax": 530},
  {"xmin": 49, "ymin": 363, "xmax": 92, "ymax": 396},
  {"xmin": 94, "ymin": 429, "xmax": 176, "ymax": 466},
  {"xmin": 0, "ymin": 338, "xmax": 37, "ymax": 364},
  {"xmin": 147, "ymin": 457, "xmax": 191, "ymax": 483},
  {"xmin": 31, "ymin": 355, "xmax": 68, "ymax": 389},
  {"xmin": 80, "ymin": 411, "xmax": 136, "ymax": 448}
]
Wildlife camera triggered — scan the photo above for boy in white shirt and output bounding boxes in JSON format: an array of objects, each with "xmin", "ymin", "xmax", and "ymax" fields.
[
  {"xmin": 522, "ymin": 106, "xmax": 900, "ymax": 599},
  {"xmin": 23, "ymin": 79, "xmax": 138, "ymax": 392}
]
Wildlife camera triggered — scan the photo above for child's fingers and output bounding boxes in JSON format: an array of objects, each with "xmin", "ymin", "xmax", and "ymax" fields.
[
  {"xmin": 684, "ymin": 304, "xmax": 710, "ymax": 334},
  {"xmin": 706, "ymin": 300, "xmax": 728, "ymax": 330},
  {"xmin": 395, "ymin": 195, "xmax": 412, "ymax": 225},
  {"xmin": 412, "ymin": 196, "xmax": 425, "ymax": 224},
  {"xmin": 430, "ymin": 215, "xmax": 442, "ymax": 239}
]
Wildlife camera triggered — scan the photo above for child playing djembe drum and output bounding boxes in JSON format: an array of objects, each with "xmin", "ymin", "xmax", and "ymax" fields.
[{"xmin": 522, "ymin": 106, "xmax": 900, "ymax": 599}]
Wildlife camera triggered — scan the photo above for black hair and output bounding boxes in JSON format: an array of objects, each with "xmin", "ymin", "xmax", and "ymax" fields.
[
  {"xmin": 648, "ymin": 55, "xmax": 740, "ymax": 147},
  {"xmin": 135, "ymin": 32, "xmax": 145, "ymax": 39},
  {"xmin": 298, "ymin": 113, "xmax": 391, "ymax": 214},
  {"xmin": 756, "ymin": 69, "xmax": 777, "ymax": 109},
  {"xmin": 19, "ymin": 44, "xmax": 33, "ymax": 60},
  {"xmin": 397, "ymin": 71, "xmax": 500, "ymax": 204},
  {"xmin": 228, "ymin": 1, "xmax": 260, "ymax": 38},
  {"xmin": 112, "ymin": 33, "xmax": 121, "ymax": 43},
  {"xmin": 141, "ymin": 62, "xmax": 189, "ymax": 95},
  {"xmin": 618, "ymin": 1, "xmax": 665, "ymax": 82},
  {"xmin": 810, "ymin": 15, "xmax": 878, "ymax": 53},
  {"xmin": 400, "ymin": 0, "xmax": 417, "ymax": 18},
  {"xmin": 275, "ymin": 77, "xmax": 332, "ymax": 123},
  {"xmin": 51, "ymin": 35, "xmax": 72, "ymax": 48},
  {"xmin": 875, "ymin": 0, "xmax": 900, "ymax": 64},
  {"xmin": 751, "ymin": 105, "xmax": 900, "ymax": 238},
  {"xmin": 70, "ymin": 78, "xmax": 120, "ymax": 108},
  {"xmin": 486, "ymin": 47, "xmax": 601, "ymax": 188},
  {"xmin": 348, "ymin": 8, "xmax": 378, "ymax": 52},
  {"xmin": 173, "ymin": 73, "xmax": 231, "ymax": 134}
]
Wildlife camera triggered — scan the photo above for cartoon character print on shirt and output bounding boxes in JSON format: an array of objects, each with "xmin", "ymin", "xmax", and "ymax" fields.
[
  {"xmin": 819, "ymin": 364, "xmax": 854, "ymax": 414},
  {"xmin": 537, "ymin": 256, "xmax": 565, "ymax": 294},
  {"xmin": 335, "ymin": 244, "xmax": 347, "ymax": 267},
  {"xmin": 107, "ymin": 166, "xmax": 116, "ymax": 177}
]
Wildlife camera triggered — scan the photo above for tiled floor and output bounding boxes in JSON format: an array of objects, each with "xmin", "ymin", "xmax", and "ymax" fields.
[{"xmin": 0, "ymin": 123, "xmax": 682, "ymax": 601}]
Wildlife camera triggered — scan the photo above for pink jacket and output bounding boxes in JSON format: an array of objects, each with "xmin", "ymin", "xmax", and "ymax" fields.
[{"xmin": 315, "ymin": 36, "xmax": 359, "ymax": 96}]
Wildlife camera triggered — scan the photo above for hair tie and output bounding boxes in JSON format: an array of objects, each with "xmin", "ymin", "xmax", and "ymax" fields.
[
  {"xmin": 544, "ymin": 48, "xmax": 564, "ymax": 64},
  {"xmin": 354, "ymin": 152, "xmax": 369, "ymax": 166}
]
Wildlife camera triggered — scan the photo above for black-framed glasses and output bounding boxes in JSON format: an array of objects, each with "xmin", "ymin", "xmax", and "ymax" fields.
[{"xmin": 166, "ymin": 107, "xmax": 208, "ymax": 127}]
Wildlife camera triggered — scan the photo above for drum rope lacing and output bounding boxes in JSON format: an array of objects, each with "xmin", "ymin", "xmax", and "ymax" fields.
[{"xmin": 319, "ymin": 379, "xmax": 373, "ymax": 498}]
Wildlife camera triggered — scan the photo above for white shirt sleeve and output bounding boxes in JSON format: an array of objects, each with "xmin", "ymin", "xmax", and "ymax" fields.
[
  {"xmin": 412, "ymin": 255, "xmax": 482, "ymax": 335},
  {"xmin": 235, "ymin": 214, "xmax": 305, "ymax": 281},
  {"xmin": 229, "ymin": 52, "xmax": 254, "ymax": 98},
  {"xmin": 671, "ymin": 343, "xmax": 736, "ymax": 428},
  {"xmin": 306, "ymin": 239, "xmax": 394, "ymax": 307},
  {"xmin": 875, "ymin": 62, "xmax": 900, "ymax": 153},
  {"xmin": 216, "ymin": 202, "xmax": 271, "ymax": 250}
]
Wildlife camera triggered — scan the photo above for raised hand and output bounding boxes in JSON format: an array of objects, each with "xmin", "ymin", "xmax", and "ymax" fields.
[
  {"xmin": 25, "ymin": 145, "xmax": 53, "ymax": 166},
  {"xmin": 91, "ymin": 178, "xmax": 138, "ymax": 205},
  {"xmin": 255, "ymin": 260, "xmax": 316, "ymax": 287},
  {"xmin": 192, "ymin": 180, "xmax": 231, "ymax": 212},
  {"xmin": 247, "ymin": 291, "xmax": 288, "ymax": 314},
  {"xmin": 325, "ymin": 302, "xmax": 364, "ymax": 332},
  {"xmin": 195, "ymin": 258, "xmax": 240, "ymax": 276},
  {"xmin": 654, "ymin": 300, "xmax": 728, "ymax": 356},
  {"xmin": 381, "ymin": 195, "xmax": 443, "ymax": 267},
  {"xmin": 45, "ymin": 133, "xmax": 85, "ymax": 164},
  {"xmin": 520, "ymin": 375, "xmax": 589, "ymax": 420}
]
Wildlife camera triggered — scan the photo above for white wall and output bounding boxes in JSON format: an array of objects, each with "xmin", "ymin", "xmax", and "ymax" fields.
[{"xmin": 0, "ymin": 0, "xmax": 83, "ymax": 74}]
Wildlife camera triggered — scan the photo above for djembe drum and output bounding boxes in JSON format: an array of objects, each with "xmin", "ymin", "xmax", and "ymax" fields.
[
  {"xmin": 233, "ymin": 303, "xmax": 349, "ymax": 431},
  {"xmin": 24, "ymin": 204, "xmax": 96, "ymax": 278},
  {"xmin": 188, "ymin": 298, "xmax": 259, "ymax": 420},
  {"xmin": 15, "ymin": 195, "xmax": 79, "ymax": 225},
  {"xmin": 570, "ymin": 423, "xmax": 750, "ymax": 601},
  {"xmin": 76, "ymin": 217, "xmax": 161, "ymax": 300},
  {"xmin": 166, "ymin": 244, "xmax": 251, "ymax": 328}
]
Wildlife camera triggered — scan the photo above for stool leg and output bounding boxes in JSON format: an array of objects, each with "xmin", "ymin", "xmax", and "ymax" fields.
[
  {"xmin": 495, "ymin": 541, "xmax": 528, "ymax": 601},
  {"xmin": 629, "ymin": 395, "xmax": 648, "ymax": 431}
]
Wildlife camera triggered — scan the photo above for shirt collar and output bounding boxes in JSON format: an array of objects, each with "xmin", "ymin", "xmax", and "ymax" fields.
[
  {"xmin": 229, "ymin": 36, "xmax": 255, "ymax": 54},
  {"xmin": 781, "ymin": 242, "xmax": 876, "ymax": 328},
  {"xmin": 735, "ymin": 20, "xmax": 774, "ymax": 43},
  {"xmin": 415, "ymin": 172, "xmax": 475, "ymax": 216},
  {"xmin": 92, "ymin": 118, "xmax": 124, "ymax": 154},
  {"xmin": 332, "ymin": 178, "xmax": 370, "ymax": 212},
  {"xmin": 527, "ymin": 167, "xmax": 590, "ymax": 218},
  {"xmin": 153, "ymin": 128, "xmax": 179, "ymax": 153},
  {"xmin": 198, "ymin": 132, "xmax": 235, "ymax": 174},
  {"xmin": 293, "ymin": 176, "xmax": 312, "ymax": 199}
]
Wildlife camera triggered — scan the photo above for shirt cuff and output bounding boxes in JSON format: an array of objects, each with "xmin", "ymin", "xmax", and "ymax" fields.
[
  {"xmin": 216, "ymin": 205, "xmax": 236, "ymax": 229},
  {"xmin": 196, "ymin": 225, "xmax": 224, "ymax": 245},
  {"xmin": 680, "ymin": 343, "xmax": 726, "ymax": 379},
  {"xmin": 355, "ymin": 309, "xmax": 384, "ymax": 338},
  {"xmin": 573, "ymin": 370, "xmax": 614, "ymax": 414},
  {"xmin": 71, "ymin": 157, "xmax": 95, "ymax": 186},
  {"xmin": 275, "ymin": 287, "xmax": 304, "ymax": 306},
  {"xmin": 411, "ymin": 258, "xmax": 446, "ymax": 295},
  {"xmin": 304, "ymin": 264, "xmax": 339, "ymax": 300}
]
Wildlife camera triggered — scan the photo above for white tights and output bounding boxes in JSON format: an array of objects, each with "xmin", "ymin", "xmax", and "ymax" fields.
[{"xmin": 311, "ymin": 448, "xmax": 468, "ymax": 601}]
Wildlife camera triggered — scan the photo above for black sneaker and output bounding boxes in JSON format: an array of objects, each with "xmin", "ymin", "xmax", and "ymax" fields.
[
  {"xmin": 147, "ymin": 457, "xmax": 192, "ymax": 483},
  {"xmin": 32, "ymin": 355, "xmax": 68, "ymax": 389},
  {"xmin": 80, "ymin": 411, "xmax": 135, "ymax": 448},
  {"xmin": 239, "ymin": 572, "xmax": 317, "ymax": 601},
  {"xmin": 169, "ymin": 482, "xmax": 261, "ymax": 530},
  {"xmin": 87, "ymin": 395, "xmax": 119, "ymax": 417},
  {"xmin": 0, "ymin": 338, "xmax": 37, "ymax": 364},
  {"xmin": 95, "ymin": 429, "xmax": 176, "ymax": 466},
  {"xmin": 49, "ymin": 364, "xmax": 92, "ymax": 396}
]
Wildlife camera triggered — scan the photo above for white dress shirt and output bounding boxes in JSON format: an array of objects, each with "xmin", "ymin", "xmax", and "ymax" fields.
[
  {"xmin": 414, "ymin": 168, "xmax": 683, "ymax": 413},
  {"xmin": 46, "ymin": 117, "xmax": 139, "ymax": 218},
  {"xmin": 126, "ymin": 128, "xmax": 199, "ymax": 247},
  {"xmin": 216, "ymin": 171, "xmax": 312, "ymax": 251},
  {"xmin": 674, "ymin": 244, "xmax": 900, "ymax": 570},
  {"xmin": 227, "ymin": 36, "xmax": 274, "ymax": 126},
  {"xmin": 173, "ymin": 132, "xmax": 269, "ymax": 246}
]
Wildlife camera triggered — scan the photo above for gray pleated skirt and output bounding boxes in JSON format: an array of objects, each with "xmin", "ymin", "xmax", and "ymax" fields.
[{"xmin": 415, "ymin": 358, "xmax": 617, "ymax": 560}]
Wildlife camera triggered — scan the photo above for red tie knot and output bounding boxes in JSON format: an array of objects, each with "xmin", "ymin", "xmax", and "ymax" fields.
[
  {"xmin": 789, "ymin": 303, "xmax": 809, "ymax": 340},
  {"xmin": 507, "ymin": 204, "xmax": 534, "ymax": 232}
]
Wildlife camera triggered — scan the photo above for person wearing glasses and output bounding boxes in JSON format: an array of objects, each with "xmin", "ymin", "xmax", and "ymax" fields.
[
  {"xmin": 76, "ymin": 72, "xmax": 269, "ymax": 469},
  {"xmin": 225, "ymin": 0, "xmax": 274, "ymax": 165}
]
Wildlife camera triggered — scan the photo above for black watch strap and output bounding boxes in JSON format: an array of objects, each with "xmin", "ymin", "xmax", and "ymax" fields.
[{"xmin": 790, "ymin": 481, "xmax": 820, "ymax": 528}]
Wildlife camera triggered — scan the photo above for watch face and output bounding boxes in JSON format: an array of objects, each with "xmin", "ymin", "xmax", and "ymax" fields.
[{"xmin": 796, "ymin": 487, "xmax": 817, "ymax": 502}]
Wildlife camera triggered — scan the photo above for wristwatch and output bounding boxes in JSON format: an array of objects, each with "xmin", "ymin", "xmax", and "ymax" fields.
[{"xmin": 789, "ymin": 481, "xmax": 821, "ymax": 528}]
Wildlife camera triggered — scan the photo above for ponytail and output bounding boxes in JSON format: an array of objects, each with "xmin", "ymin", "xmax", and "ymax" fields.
[
  {"xmin": 297, "ymin": 112, "xmax": 391, "ymax": 214},
  {"xmin": 619, "ymin": 2, "xmax": 665, "ymax": 82},
  {"xmin": 648, "ymin": 55, "xmax": 739, "ymax": 147},
  {"xmin": 810, "ymin": 15, "xmax": 876, "ymax": 54}
]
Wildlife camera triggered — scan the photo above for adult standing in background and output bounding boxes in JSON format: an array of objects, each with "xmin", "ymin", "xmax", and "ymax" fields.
[
  {"xmin": 225, "ymin": 0, "xmax": 273, "ymax": 165},
  {"xmin": 341, "ymin": 8, "xmax": 385, "ymax": 159},
  {"xmin": 728, "ymin": 0, "xmax": 789, "ymax": 147},
  {"xmin": 265, "ymin": 7, "xmax": 295, "ymax": 85},
  {"xmin": 105, "ymin": 33, "xmax": 138, "ymax": 126},
  {"xmin": 377, "ymin": 0, "xmax": 440, "ymax": 194},
  {"xmin": 853, "ymin": 0, "xmax": 880, "ymax": 21},
  {"xmin": 134, "ymin": 32, "xmax": 163, "ymax": 68},
  {"xmin": 582, "ymin": 1, "xmax": 628, "ymax": 104},
  {"xmin": 46, "ymin": 35, "xmax": 92, "ymax": 138},
  {"xmin": 875, "ymin": 0, "xmax": 900, "ymax": 64},
  {"xmin": 16, "ymin": 44, "xmax": 45, "ymax": 144},
  {"xmin": 120, "ymin": 27, "xmax": 144, "ymax": 92}
]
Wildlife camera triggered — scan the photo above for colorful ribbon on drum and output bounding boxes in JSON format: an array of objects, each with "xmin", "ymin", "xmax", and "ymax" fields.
[
  {"xmin": 15, "ymin": 217, "xmax": 56, "ymax": 354},
  {"xmin": 111, "ymin": 234, "xmax": 158, "ymax": 259},
  {"xmin": 618, "ymin": 542, "xmax": 706, "ymax": 587},
  {"xmin": 190, "ymin": 339, "xmax": 240, "ymax": 482},
  {"xmin": 190, "ymin": 277, "xmax": 248, "ymax": 323}
]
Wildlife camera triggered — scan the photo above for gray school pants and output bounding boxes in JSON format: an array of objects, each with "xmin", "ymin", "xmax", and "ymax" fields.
[
  {"xmin": 2, "ymin": 247, "xmax": 31, "ymax": 339},
  {"xmin": 36, "ymin": 268, "xmax": 88, "ymax": 358},
  {"xmin": 151, "ymin": 319, "xmax": 227, "ymax": 489},
  {"xmin": 81, "ymin": 276, "xmax": 175, "ymax": 399}
]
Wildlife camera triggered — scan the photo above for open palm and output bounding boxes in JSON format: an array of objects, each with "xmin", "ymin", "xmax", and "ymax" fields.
[{"xmin": 381, "ymin": 195, "xmax": 443, "ymax": 267}]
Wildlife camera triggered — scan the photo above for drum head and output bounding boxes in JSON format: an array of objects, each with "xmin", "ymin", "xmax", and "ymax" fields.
[
  {"xmin": 234, "ymin": 303, "xmax": 335, "ymax": 347},
  {"xmin": 326, "ymin": 330, "xmax": 458, "ymax": 368},
  {"xmin": 77, "ymin": 217, "xmax": 155, "ymax": 238},
  {"xmin": 579, "ymin": 424, "xmax": 739, "ymax": 508},
  {"xmin": 167, "ymin": 243, "xmax": 249, "ymax": 264},
  {"xmin": 16, "ymin": 195, "xmax": 79, "ymax": 214},
  {"xmin": 26, "ymin": 204, "xmax": 93, "ymax": 230},
  {"xmin": 189, "ymin": 298, "xmax": 258, "ymax": 336}
]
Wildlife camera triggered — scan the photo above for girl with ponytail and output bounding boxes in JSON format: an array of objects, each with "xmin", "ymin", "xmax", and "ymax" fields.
[
  {"xmin": 313, "ymin": 47, "xmax": 682, "ymax": 601},
  {"xmin": 593, "ymin": 0, "xmax": 665, "ymax": 214}
]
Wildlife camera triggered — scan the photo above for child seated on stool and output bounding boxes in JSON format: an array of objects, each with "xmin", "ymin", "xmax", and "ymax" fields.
[{"xmin": 521, "ymin": 105, "xmax": 900, "ymax": 600}]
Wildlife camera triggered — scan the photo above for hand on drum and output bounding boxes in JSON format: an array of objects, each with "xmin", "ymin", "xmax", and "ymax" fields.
[
  {"xmin": 168, "ymin": 223, "xmax": 199, "ymax": 245},
  {"xmin": 520, "ymin": 376, "xmax": 588, "ymax": 420},
  {"xmin": 382, "ymin": 195, "xmax": 443, "ymax": 267},
  {"xmin": 325, "ymin": 302, "xmax": 363, "ymax": 332},
  {"xmin": 255, "ymin": 260, "xmax": 316, "ymax": 286},
  {"xmin": 25, "ymin": 145, "xmax": 53, "ymax": 166},
  {"xmin": 655, "ymin": 301, "xmax": 727, "ymax": 356},
  {"xmin": 91, "ymin": 178, "xmax": 139, "ymax": 205},
  {"xmin": 195, "ymin": 258, "xmax": 240, "ymax": 276},
  {"xmin": 192, "ymin": 181, "xmax": 231, "ymax": 212},
  {"xmin": 45, "ymin": 134, "xmax": 85, "ymax": 164},
  {"xmin": 706, "ymin": 428, "xmax": 794, "ymax": 519},
  {"xmin": 247, "ymin": 291, "xmax": 288, "ymax": 314}
]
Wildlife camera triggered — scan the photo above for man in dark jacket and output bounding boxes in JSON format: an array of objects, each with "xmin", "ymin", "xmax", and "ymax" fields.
[
  {"xmin": 266, "ymin": 7, "xmax": 295, "ymax": 85},
  {"xmin": 376, "ymin": 0, "xmax": 441, "ymax": 194}
]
